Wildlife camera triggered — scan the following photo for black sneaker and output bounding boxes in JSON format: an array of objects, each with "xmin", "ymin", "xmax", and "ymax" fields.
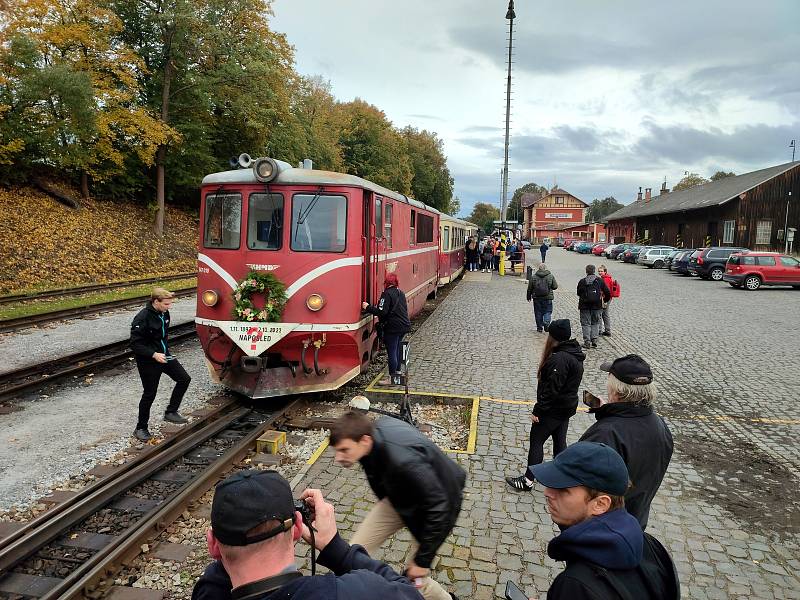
[
  {"xmin": 601, "ymin": 331, "xmax": 612, "ymax": 337},
  {"xmin": 591, "ymin": 341, "xmax": 598, "ymax": 348},
  {"xmin": 133, "ymin": 428, "xmax": 152, "ymax": 441},
  {"xmin": 164, "ymin": 412, "xmax": 189, "ymax": 424},
  {"xmin": 505, "ymin": 475, "xmax": 533, "ymax": 492},
  {"xmin": 583, "ymin": 341, "xmax": 591, "ymax": 349},
  {"xmin": 543, "ymin": 323, "xmax": 550, "ymax": 332}
]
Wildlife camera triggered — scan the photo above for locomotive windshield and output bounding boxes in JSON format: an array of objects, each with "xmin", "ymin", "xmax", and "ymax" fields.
[
  {"xmin": 291, "ymin": 193, "xmax": 347, "ymax": 252},
  {"xmin": 204, "ymin": 192, "xmax": 241, "ymax": 249},
  {"xmin": 247, "ymin": 192, "xmax": 283, "ymax": 250}
]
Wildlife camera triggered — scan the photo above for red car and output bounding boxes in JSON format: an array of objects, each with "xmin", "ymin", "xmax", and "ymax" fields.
[
  {"xmin": 591, "ymin": 243, "xmax": 610, "ymax": 256},
  {"xmin": 723, "ymin": 252, "xmax": 800, "ymax": 290}
]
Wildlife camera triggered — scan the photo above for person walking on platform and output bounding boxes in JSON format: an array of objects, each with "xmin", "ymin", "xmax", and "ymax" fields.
[
  {"xmin": 362, "ymin": 273, "xmax": 411, "ymax": 386},
  {"xmin": 330, "ymin": 411, "xmax": 466, "ymax": 600},
  {"xmin": 130, "ymin": 287, "xmax": 191, "ymax": 441},
  {"xmin": 579, "ymin": 355, "xmax": 673, "ymax": 530},
  {"xmin": 192, "ymin": 470, "xmax": 424, "ymax": 600},
  {"xmin": 481, "ymin": 239, "xmax": 493, "ymax": 272},
  {"xmin": 493, "ymin": 237, "xmax": 501, "ymax": 272},
  {"xmin": 540, "ymin": 241, "xmax": 549, "ymax": 263},
  {"xmin": 577, "ymin": 264, "xmax": 611, "ymax": 349},
  {"xmin": 597, "ymin": 264, "xmax": 620, "ymax": 336},
  {"xmin": 465, "ymin": 237, "xmax": 479, "ymax": 272},
  {"xmin": 506, "ymin": 319, "xmax": 585, "ymax": 492},
  {"xmin": 529, "ymin": 442, "xmax": 679, "ymax": 599},
  {"xmin": 526, "ymin": 264, "xmax": 558, "ymax": 332}
]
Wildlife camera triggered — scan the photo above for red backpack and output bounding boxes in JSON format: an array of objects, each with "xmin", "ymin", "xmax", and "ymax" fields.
[{"xmin": 610, "ymin": 278, "xmax": 621, "ymax": 298}]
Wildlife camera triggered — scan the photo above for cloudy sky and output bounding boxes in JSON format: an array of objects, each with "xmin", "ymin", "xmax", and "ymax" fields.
[{"xmin": 271, "ymin": 0, "xmax": 799, "ymax": 217}]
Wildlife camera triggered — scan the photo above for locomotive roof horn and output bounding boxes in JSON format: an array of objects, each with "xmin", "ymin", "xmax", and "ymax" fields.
[{"xmin": 237, "ymin": 153, "xmax": 253, "ymax": 169}]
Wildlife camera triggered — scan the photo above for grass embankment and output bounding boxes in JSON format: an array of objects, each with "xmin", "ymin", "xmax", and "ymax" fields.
[
  {"xmin": 0, "ymin": 277, "xmax": 197, "ymax": 320},
  {"xmin": 0, "ymin": 184, "xmax": 199, "ymax": 298}
]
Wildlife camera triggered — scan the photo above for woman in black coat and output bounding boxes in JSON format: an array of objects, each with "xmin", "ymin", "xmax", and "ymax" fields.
[
  {"xmin": 506, "ymin": 318, "xmax": 586, "ymax": 491},
  {"xmin": 362, "ymin": 273, "xmax": 411, "ymax": 385}
]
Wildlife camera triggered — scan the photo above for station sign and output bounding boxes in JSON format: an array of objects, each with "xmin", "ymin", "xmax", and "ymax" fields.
[{"xmin": 214, "ymin": 321, "xmax": 299, "ymax": 356}]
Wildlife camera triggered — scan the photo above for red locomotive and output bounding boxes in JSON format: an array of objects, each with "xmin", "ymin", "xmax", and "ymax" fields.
[{"xmin": 196, "ymin": 155, "xmax": 477, "ymax": 399}]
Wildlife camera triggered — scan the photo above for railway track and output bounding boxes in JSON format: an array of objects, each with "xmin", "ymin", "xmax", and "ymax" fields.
[
  {"xmin": 0, "ymin": 323, "xmax": 197, "ymax": 403},
  {"xmin": 0, "ymin": 273, "xmax": 197, "ymax": 306},
  {"xmin": 0, "ymin": 288, "xmax": 195, "ymax": 334},
  {"xmin": 0, "ymin": 397, "xmax": 301, "ymax": 600}
]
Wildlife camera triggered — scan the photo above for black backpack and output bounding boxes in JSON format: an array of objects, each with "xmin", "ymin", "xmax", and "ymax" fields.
[
  {"xmin": 583, "ymin": 277, "xmax": 601, "ymax": 303},
  {"xmin": 533, "ymin": 275, "xmax": 550, "ymax": 297}
]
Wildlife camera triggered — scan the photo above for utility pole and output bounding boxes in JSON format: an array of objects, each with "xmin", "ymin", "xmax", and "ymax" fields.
[
  {"xmin": 785, "ymin": 190, "xmax": 792, "ymax": 254},
  {"xmin": 501, "ymin": 0, "xmax": 515, "ymax": 226}
]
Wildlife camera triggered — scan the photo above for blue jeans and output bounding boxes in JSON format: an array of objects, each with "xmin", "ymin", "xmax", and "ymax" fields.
[
  {"xmin": 384, "ymin": 333, "xmax": 405, "ymax": 376},
  {"xmin": 540, "ymin": 251, "xmax": 547, "ymax": 263},
  {"xmin": 533, "ymin": 299, "xmax": 553, "ymax": 331}
]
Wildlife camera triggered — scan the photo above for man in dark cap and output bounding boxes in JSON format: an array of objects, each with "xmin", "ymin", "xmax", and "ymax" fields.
[
  {"xmin": 579, "ymin": 354, "xmax": 674, "ymax": 529},
  {"xmin": 529, "ymin": 442, "xmax": 679, "ymax": 599},
  {"xmin": 192, "ymin": 469, "xmax": 423, "ymax": 600}
]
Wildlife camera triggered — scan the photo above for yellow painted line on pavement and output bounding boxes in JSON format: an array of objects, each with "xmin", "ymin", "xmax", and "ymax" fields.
[
  {"xmin": 445, "ymin": 396, "xmax": 480, "ymax": 455},
  {"xmin": 306, "ymin": 439, "xmax": 330, "ymax": 465}
]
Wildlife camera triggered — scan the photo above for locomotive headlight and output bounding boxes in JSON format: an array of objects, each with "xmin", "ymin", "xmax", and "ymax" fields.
[
  {"xmin": 306, "ymin": 293, "xmax": 325, "ymax": 311},
  {"xmin": 253, "ymin": 157, "xmax": 278, "ymax": 183},
  {"xmin": 201, "ymin": 289, "xmax": 219, "ymax": 307}
]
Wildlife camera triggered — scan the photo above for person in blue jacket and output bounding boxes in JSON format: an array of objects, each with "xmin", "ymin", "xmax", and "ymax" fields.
[{"xmin": 192, "ymin": 469, "xmax": 424, "ymax": 600}]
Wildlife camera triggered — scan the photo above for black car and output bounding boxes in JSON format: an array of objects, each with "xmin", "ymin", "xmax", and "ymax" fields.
[
  {"xmin": 688, "ymin": 246, "xmax": 750, "ymax": 281},
  {"xmin": 664, "ymin": 249, "xmax": 683, "ymax": 270},
  {"xmin": 608, "ymin": 243, "xmax": 632, "ymax": 260},
  {"xmin": 673, "ymin": 250, "xmax": 699, "ymax": 275}
]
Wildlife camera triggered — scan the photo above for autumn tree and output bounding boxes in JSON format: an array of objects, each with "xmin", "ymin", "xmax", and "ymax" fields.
[
  {"xmin": 673, "ymin": 172, "xmax": 710, "ymax": 191},
  {"xmin": 401, "ymin": 126, "xmax": 454, "ymax": 213},
  {"xmin": 290, "ymin": 76, "xmax": 343, "ymax": 171},
  {"xmin": 467, "ymin": 202, "xmax": 500, "ymax": 234},
  {"xmin": 585, "ymin": 196, "xmax": 623, "ymax": 222},
  {"xmin": 710, "ymin": 170, "xmax": 735, "ymax": 181},
  {"xmin": 508, "ymin": 182, "xmax": 548, "ymax": 222}
]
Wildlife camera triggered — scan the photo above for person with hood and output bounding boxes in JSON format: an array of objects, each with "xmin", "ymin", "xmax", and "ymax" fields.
[
  {"xmin": 529, "ymin": 442, "xmax": 679, "ymax": 599},
  {"xmin": 540, "ymin": 241, "xmax": 549, "ymax": 263},
  {"xmin": 597, "ymin": 264, "xmax": 619, "ymax": 336},
  {"xmin": 576, "ymin": 264, "xmax": 611, "ymax": 349},
  {"xmin": 526, "ymin": 263, "xmax": 558, "ymax": 332},
  {"xmin": 506, "ymin": 319, "xmax": 585, "ymax": 492},
  {"xmin": 330, "ymin": 411, "xmax": 466, "ymax": 600},
  {"xmin": 480, "ymin": 239, "xmax": 494, "ymax": 272},
  {"xmin": 192, "ymin": 470, "xmax": 424, "ymax": 600},
  {"xmin": 130, "ymin": 287, "xmax": 191, "ymax": 441},
  {"xmin": 579, "ymin": 355, "xmax": 673, "ymax": 530},
  {"xmin": 363, "ymin": 273, "xmax": 411, "ymax": 385},
  {"xmin": 465, "ymin": 237, "xmax": 479, "ymax": 272}
]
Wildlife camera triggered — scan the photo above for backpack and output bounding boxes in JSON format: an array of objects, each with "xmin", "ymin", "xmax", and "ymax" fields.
[
  {"xmin": 533, "ymin": 275, "xmax": 550, "ymax": 297},
  {"xmin": 611, "ymin": 278, "xmax": 621, "ymax": 298},
  {"xmin": 583, "ymin": 277, "xmax": 602, "ymax": 303}
]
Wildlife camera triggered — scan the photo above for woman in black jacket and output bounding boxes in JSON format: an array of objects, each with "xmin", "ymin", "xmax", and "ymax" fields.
[
  {"xmin": 362, "ymin": 273, "xmax": 411, "ymax": 385},
  {"xmin": 506, "ymin": 318, "xmax": 585, "ymax": 491}
]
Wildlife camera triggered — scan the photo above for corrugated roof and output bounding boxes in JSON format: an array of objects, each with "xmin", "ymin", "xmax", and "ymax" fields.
[{"xmin": 605, "ymin": 161, "xmax": 800, "ymax": 222}]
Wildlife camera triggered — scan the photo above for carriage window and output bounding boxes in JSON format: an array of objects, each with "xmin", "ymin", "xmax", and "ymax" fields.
[
  {"xmin": 442, "ymin": 226, "xmax": 450, "ymax": 251},
  {"xmin": 290, "ymin": 193, "xmax": 347, "ymax": 252},
  {"xmin": 417, "ymin": 213, "xmax": 434, "ymax": 243},
  {"xmin": 204, "ymin": 192, "xmax": 241, "ymax": 249},
  {"xmin": 384, "ymin": 203, "xmax": 393, "ymax": 248},
  {"xmin": 247, "ymin": 193, "xmax": 283, "ymax": 250},
  {"xmin": 410, "ymin": 210, "xmax": 416, "ymax": 245},
  {"xmin": 375, "ymin": 197, "xmax": 383, "ymax": 238}
]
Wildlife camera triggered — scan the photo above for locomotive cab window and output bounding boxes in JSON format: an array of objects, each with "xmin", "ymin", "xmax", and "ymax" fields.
[
  {"xmin": 247, "ymin": 193, "xmax": 283, "ymax": 250},
  {"xmin": 375, "ymin": 197, "xmax": 383, "ymax": 238},
  {"xmin": 384, "ymin": 203, "xmax": 393, "ymax": 248},
  {"xmin": 410, "ymin": 210, "xmax": 416, "ymax": 245},
  {"xmin": 204, "ymin": 192, "xmax": 242, "ymax": 249},
  {"xmin": 291, "ymin": 193, "xmax": 347, "ymax": 252},
  {"xmin": 416, "ymin": 213, "xmax": 434, "ymax": 244}
]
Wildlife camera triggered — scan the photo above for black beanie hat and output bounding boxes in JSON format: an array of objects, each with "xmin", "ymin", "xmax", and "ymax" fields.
[{"xmin": 548, "ymin": 319, "xmax": 571, "ymax": 342}]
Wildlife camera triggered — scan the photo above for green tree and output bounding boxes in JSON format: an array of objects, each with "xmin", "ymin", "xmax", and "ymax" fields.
[
  {"xmin": 508, "ymin": 182, "xmax": 548, "ymax": 222},
  {"xmin": 291, "ymin": 75, "xmax": 343, "ymax": 171},
  {"xmin": 673, "ymin": 172, "xmax": 710, "ymax": 192},
  {"xmin": 586, "ymin": 196, "xmax": 623, "ymax": 222},
  {"xmin": 467, "ymin": 202, "xmax": 500, "ymax": 234},
  {"xmin": 710, "ymin": 170, "xmax": 735, "ymax": 181},
  {"xmin": 401, "ymin": 126, "xmax": 454, "ymax": 213},
  {"xmin": 446, "ymin": 195, "xmax": 461, "ymax": 217}
]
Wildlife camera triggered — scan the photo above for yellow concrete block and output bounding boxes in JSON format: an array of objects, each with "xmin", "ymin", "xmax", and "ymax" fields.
[{"xmin": 256, "ymin": 430, "xmax": 286, "ymax": 454}]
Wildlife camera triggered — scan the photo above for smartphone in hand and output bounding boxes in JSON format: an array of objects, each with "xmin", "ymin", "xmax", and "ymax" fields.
[
  {"xmin": 505, "ymin": 580, "xmax": 528, "ymax": 600},
  {"xmin": 583, "ymin": 389, "xmax": 603, "ymax": 409}
]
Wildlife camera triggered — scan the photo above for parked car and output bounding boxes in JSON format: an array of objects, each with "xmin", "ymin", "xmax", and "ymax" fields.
[
  {"xmin": 521, "ymin": 240, "xmax": 532, "ymax": 249},
  {"xmin": 664, "ymin": 249, "xmax": 684, "ymax": 270},
  {"xmin": 609, "ymin": 244, "xmax": 632, "ymax": 260},
  {"xmin": 724, "ymin": 253, "xmax": 800, "ymax": 290},
  {"xmin": 564, "ymin": 239, "xmax": 581, "ymax": 251},
  {"xmin": 603, "ymin": 243, "xmax": 620, "ymax": 257},
  {"xmin": 688, "ymin": 246, "xmax": 750, "ymax": 281},
  {"xmin": 591, "ymin": 243, "xmax": 611, "ymax": 256},
  {"xmin": 673, "ymin": 250, "xmax": 700, "ymax": 275},
  {"xmin": 638, "ymin": 246, "xmax": 676, "ymax": 268},
  {"xmin": 575, "ymin": 241, "xmax": 595, "ymax": 253},
  {"xmin": 621, "ymin": 245, "xmax": 644, "ymax": 263}
]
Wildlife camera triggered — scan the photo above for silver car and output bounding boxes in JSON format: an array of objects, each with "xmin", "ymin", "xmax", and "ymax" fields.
[{"xmin": 638, "ymin": 246, "xmax": 676, "ymax": 268}]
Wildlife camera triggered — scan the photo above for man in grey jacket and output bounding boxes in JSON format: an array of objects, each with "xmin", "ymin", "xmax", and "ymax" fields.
[
  {"xmin": 576, "ymin": 265, "xmax": 610, "ymax": 348},
  {"xmin": 527, "ymin": 263, "xmax": 558, "ymax": 332}
]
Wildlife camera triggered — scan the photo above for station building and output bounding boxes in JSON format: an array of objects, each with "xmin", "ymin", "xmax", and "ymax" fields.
[
  {"xmin": 521, "ymin": 187, "xmax": 588, "ymax": 242},
  {"xmin": 605, "ymin": 161, "xmax": 800, "ymax": 250}
]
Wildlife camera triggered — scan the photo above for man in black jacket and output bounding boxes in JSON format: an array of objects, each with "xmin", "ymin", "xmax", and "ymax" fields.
[
  {"xmin": 192, "ymin": 470, "xmax": 423, "ymax": 600},
  {"xmin": 530, "ymin": 442, "xmax": 679, "ymax": 600},
  {"xmin": 579, "ymin": 354, "xmax": 673, "ymax": 530},
  {"xmin": 330, "ymin": 412, "xmax": 465, "ymax": 600},
  {"xmin": 576, "ymin": 264, "xmax": 611, "ymax": 349},
  {"xmin": 130, "ymin": 288, "xmax": 191, "ymax": 441}
]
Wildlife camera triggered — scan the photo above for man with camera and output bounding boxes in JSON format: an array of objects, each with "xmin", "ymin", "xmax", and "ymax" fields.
[
  {"xmin": 526, "ymin": 442, "xmax": 679, "ymax": 599},
  {"xmin": 192, "ymin": 469, "xmax": 423, "ymax": 600},
  {"xmin": 329, "ymin": 411, "xmax": 466, "ymax": 600},
  {"xmin": 579, "ymin": 354, "xmax": 673, "ymax": 530}
]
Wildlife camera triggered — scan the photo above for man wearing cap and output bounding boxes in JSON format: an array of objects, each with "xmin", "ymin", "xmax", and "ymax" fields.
[
  {"xmin": 579, "ymin": 355, "xmax": 673, "ymax": 530},
  {"xmin": 193, "ymin": 469, "xmax": 423, "ymax": 600},
  {"xmin": 529, "ymin": 442, "xmax": 679, "ymax": 599}
]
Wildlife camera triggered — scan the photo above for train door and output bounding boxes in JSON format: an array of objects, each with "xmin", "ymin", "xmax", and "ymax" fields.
[
  {"xmin": 362, "ymin": 191, "xmax": 373, "ymax": 306},
  {"xmin": 373, "ymin": 195, "xmax": 383, "ymax": 302}
]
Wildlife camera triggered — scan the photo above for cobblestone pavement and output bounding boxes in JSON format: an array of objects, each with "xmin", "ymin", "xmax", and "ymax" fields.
[{"xmin": 293, "ymin": 251, "xmax": 800, "ymax": 599}]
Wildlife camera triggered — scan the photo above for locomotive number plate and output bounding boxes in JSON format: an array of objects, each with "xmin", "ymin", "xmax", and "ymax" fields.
[{"xmin": 215, "ymin": 321, "xmax": 299, "ymax": 357}]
